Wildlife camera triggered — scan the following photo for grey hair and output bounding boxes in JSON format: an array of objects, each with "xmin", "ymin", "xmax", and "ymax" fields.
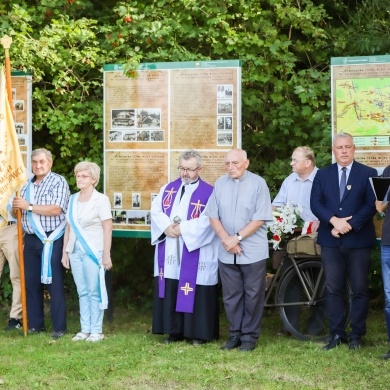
[
  {"xmin": 179, "ymin": 150, "xmax": 202, "ymax": 167},
  {"xmin": 333, "ymin": 132, "xmax": 354, "ymax": 146},
  {"xmin": 294, "ymin": 146, "xmax": 316, "ymax": 165},
  {"xmin": 228, "ymin": 148, "xmax": 247, "ymax": 160},
  {"xmin": 74, "ymin": 161, "xmax": 101, "ymax": 187},
  {"xmin": 31, "ymin": 148, "xmax": 53, "ymax": 162}
]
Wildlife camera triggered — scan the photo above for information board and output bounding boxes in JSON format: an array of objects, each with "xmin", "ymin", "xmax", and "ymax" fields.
[
  {"xmin": 331, "ymin": 55, "xmax": 390, "ymax": 174},
  {"xmin": 103, "ymin": 60, "xmax": 242, "ymax": 237},
  {"xmin": 11, "ymin": 71, "xmax": 32, "ymax": 173}
]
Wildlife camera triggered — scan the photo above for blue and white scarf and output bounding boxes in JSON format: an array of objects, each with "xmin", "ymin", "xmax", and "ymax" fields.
[
  {"xmin": 26, "ymin": 180, "xmax": 66, "ymax": 284},
  {"xmin": 67, "ymin": 193, "xmax": 108, "ymax": 310}
]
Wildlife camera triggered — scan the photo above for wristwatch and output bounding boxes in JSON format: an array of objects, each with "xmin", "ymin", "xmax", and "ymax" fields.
[
  {"xmin": 236, "ymin": 233, "xmax": 243, "ymax": 241},
  {"xmin": 28, "ymin": 204, "xmax": 33, "ymax": 212}
]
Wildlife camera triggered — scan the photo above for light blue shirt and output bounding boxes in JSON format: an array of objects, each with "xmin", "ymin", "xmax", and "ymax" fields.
[
  {"xmin": 337, "ymin": 162, "xmax": 353, "ymax": 184},
  {"xmin": 272, "ymin": 167, "xmax": 319, "ymax": 222},
  {"xmin": 205, "ymin": 170, "xmax": 273, "ymax": 265}
]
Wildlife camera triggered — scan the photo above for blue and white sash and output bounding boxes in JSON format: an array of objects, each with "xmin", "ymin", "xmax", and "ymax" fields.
[
  {"xmin": 67, "ymin": 193, "xmax": 108, "ymax": 310},
  {"xmin": 26, "ymin": 180, "xmax": 66, "ymax": 284}
]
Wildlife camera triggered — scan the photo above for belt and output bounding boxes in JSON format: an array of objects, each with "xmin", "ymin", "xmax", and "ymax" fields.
[{"xmin": 7, "ymin": 221, "xmax": 16, "ymax": 226}]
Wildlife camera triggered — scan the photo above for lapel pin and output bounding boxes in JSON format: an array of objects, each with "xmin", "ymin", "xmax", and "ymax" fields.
[{"xmin": 347, "ymin": 185, "xmax": 351, "ymax": 191}]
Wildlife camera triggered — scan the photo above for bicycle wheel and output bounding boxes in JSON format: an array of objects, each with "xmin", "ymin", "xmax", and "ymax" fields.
[{"xmin": 276, "ymin": 259, "xmax": 352, "ymax": 341}]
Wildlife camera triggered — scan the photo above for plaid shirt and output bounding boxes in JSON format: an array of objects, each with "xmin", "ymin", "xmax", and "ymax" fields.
[{"xmin": 21, "ymin": 171, "xmax": 70, "ymax": 234}]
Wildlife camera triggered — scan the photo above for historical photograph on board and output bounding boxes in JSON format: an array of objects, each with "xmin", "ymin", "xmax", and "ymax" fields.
[
  {"xmin": 217, "ymin": 84, "xmax": 233, "ymax": 99},
  {"xmin": 113, "ymin": 192, "xmax": 123, "ymax": 209},
  {"xmin": 14, "ymin": 100, "xmax": 24, "ymax": 111},
  {"xmin": 109, "ymin": 130, "xmax": 123, "ymax": 142},
  {"xmin": 217, "ymin": 85, "xmax": 225, "ymax": 99},
  {"xmin": 137, "ymin": 130, "xmax": 150, "ymax": 142},
  {"xmin": 123, "ymin": 131, "xmax": 137, "ymax": 141},
  {"xmin": 127, "ymin": 210, "xmax": 147, "ymax": 225},
  {"xmin": 217, "ymin": 132, "xmax": 233, "ymax": 146},
  {"xmin": 112, "ymin": 210, "xmax": 127, "ymax": 224},
  {"xmin": 15, "ymin": 122, "xmax": 24, "ymax": 134},
  {"xmin": 225, "ymin": 116, "xmax": 233, "ymax": 130},
  {"xmin": 132, "ymin": 193, "xmax": 141, "ymax": 209},
  {"xmin": 151, "ymin": 130, "xmax": 164, "ymax": 141},
  {"xmin": 112, "ymin": 109, "xmax": 136, "ymax": 128},
  {"xmin": 217, "ymin": 100, "xmax": 233, "ymax": 114},
  {"xmin": 136, "ymin": 108, "xmax": 161, "ymax": 129},
  {"xmin": 217, "ymin": 116, "xmax": 225, "ymax": 130}
]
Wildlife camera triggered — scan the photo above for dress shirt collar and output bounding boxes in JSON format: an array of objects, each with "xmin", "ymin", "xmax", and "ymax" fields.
[
  {"xmin": 292, "ymin": 166, "xmax": 319, "ymax": 183},
  {"xmin": 336, "ymin": 161, "xmax": 353, "ymax": 173},
  {"xmin": 232, "ymin": 170, "xmax": 248, "ymax": 183}
]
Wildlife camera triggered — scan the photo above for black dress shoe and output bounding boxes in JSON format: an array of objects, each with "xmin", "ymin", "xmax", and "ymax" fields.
[
  {"xmin": 221, "ymin": 335, "xmax": 241, "ymax": 350},
  {"xmin": 323, "ymin": 334, "xmax": 347, "ymax": 351},
  {"xmin": 28, "ymin": 328, "xmax": 46, "ymax": 334},
  {"xmin": 51, "ymin": 330, "xmax": 67, "ymax": 339},
  {"xmin": 163, "ymin": 334, "xmax": 184, "ymax": 344},
  {"xmin": 192, "ymin": 339, "xmax": 206, "ymax": 346},
  {"xmin": 349, "ymin": 338, "xmax": 361, "ymax": 350},
  {"xmin": 239, "ymin": 340, "xmax": 256, "ymax": 352},
  {"xmin": 4, "ymin": 318, "xmax": 22, "ymax": 331},
  {"xmin": 381, "ymin": 350, "xmax": 390, "ymax": 360}
]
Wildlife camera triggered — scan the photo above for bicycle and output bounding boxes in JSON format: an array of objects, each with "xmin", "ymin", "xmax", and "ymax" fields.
[{"xmin": 264, "ymin": 245, "xmax": 352, "ymax": 341}]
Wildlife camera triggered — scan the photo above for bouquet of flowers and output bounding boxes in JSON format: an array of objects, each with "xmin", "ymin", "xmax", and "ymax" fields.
[{"xmin": 267, "ymin": 202, "xmax": 305, "ymax": 250}]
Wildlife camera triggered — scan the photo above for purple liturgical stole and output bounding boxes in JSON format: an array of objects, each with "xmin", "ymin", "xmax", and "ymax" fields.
[
  {"xmin": 175, "ymin": 180, "xmax": 213, "ymax": 313},
  {"xmin": 158, "ymin": 178, "xmax": 182, "ymax": 299}
]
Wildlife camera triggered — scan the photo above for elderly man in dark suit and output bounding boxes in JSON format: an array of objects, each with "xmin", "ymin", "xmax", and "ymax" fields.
[{"xmin": 310, "ymin": 132, "xmax": 377, "ymax": 351}]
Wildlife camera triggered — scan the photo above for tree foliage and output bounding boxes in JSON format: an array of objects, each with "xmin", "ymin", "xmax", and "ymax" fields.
[{"xmin": 0, "ymin": 0, "xmax": 385, "ymax": 303}]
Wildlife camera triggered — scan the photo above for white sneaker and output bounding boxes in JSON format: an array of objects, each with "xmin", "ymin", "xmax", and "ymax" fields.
[
  {"xmin": 72, "ymin": 332, "xmax": 89, "ymax": 341},
  {"xmin": 86, "ymin": 333, "xmax": 105, "ymax": 342}
]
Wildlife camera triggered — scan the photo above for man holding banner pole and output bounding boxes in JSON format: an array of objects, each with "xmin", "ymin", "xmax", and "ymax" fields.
[{"xmin": 13, "ymin": 148, "xmax": 70, "ymax": 338}]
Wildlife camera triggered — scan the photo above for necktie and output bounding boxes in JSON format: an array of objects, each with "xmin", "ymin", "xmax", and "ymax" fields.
[{"xmin": 339, "ymin": 167, "xmax": 347, "ymax": 200}]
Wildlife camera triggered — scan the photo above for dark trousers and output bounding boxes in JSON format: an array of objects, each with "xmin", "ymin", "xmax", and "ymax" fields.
[
  {"xmin": 218, "ymin": 260, "xmax": 266, "ymax": 342},
  {"xmin": 321, "ymin": 245, "xmax": 371, "ymax": 339},
  {"xmin": 24, "ymin": 234, "xmax": 66, "ymax": 332}
]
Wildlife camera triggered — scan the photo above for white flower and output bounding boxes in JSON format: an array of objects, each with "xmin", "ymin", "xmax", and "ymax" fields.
[{"xmin": 266, "ymin": 202, "xmax": 304, "ymax": 250}]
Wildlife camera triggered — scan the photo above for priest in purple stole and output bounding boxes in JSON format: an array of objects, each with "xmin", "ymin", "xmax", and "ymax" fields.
[{"xmin": 151, "ymin": 150, "xmax": 219, "ymax": 345}]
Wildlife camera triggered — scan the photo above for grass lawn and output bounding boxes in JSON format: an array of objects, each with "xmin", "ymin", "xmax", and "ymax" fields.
[{"xmin": 0, "ymin": 299, "xmax": 389, "ymax": 389}]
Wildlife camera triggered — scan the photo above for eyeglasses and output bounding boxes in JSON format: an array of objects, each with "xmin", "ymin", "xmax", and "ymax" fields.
[
  {"xmin": 75, "ymin": 174, "xmax": 92, "ymax": 179},
  {"xmin": 178, "ymin": 167, "xmax": 199, "ymax": 173},
  {"xmin": 291, "ymin": 159, "xmax": 308, "ymax": 164}
]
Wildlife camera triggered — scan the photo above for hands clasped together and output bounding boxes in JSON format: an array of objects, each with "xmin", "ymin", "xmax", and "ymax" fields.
[
  {"xmin": 221, "ymin": 235, "xmax": 242, "ymax": 255},
  {"xmin": 164, "ymin": 223, "xmax": 181, "ymax": 238},
  {"xmin": 331, "ymin": 216, "xmax": 352, "ymax": 238}
]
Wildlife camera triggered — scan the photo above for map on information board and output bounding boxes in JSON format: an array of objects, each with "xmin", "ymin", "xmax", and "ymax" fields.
[
  {"xmin": 331, "ymin": 56, "xmax": 390, "ymax": 172},
  {"xmin": 335, "ymin": 78, "xmax": 390, "ymax": 136}
]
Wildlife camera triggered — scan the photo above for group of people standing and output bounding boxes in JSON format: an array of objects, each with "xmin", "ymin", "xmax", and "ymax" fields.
[
  {"xmin": 1, "ymin": 133, "xmax": 390, "ymax": 358},
  {"xmin": 151, "ymin": 132, "xmax": 390, "ymax": 358},
  {"xmin": 151, "ymin": 148, "xmax": 272, "ymax": 351},
  {"xmin": 2, "ymin": 148, "xmax": 112, "ymax": 341}
]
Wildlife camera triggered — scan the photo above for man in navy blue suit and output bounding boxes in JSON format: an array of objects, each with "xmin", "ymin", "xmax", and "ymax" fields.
[{"xmin": 311, "ymin": 132, "xmax": 377, "ymax": 351}]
